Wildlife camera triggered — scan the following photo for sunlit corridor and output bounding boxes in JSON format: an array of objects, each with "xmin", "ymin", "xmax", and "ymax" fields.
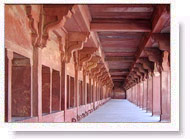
[
  {"xmin": 80, "ymin": 99, "xmax": 160, "ymax": 123},
  {"xmin": 5, "ymin": 4, "xmax": 170, "ymax": 123}
]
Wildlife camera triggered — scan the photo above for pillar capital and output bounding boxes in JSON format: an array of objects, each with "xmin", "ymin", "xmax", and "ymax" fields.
[
  {"xmin": 161, "ymin": 51, "xmax": 170, "ymax": 71},
  {"xmin": 6, "ymin": 49, "xmax": 13, "ymax": 60},
  {"xmin": 153, "ymin": 62, "xmax": 161, "ymax": 76}
]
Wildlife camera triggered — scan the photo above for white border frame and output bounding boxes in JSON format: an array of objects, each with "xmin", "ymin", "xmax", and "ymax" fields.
[{"xmin": 0, "ymin": 0, "xmax": 179, "ymax": 131}]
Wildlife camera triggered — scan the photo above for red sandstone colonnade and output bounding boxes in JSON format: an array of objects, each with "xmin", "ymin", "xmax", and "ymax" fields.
[{"xmin": 5, "ymin": 4, "xmax": 170, "ymax": 122}]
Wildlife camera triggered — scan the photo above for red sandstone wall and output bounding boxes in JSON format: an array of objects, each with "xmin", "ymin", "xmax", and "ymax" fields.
[
  {"xmin": 41, "ymin": 111, "xmax": 64, "ymax": 122},
  {"xmin": 5, "ymin": 5, "xmax": 33, "ymax": 58},
  {"xmin": 41, "ymin": 39, "xmax": 61, "ymax": 71}
]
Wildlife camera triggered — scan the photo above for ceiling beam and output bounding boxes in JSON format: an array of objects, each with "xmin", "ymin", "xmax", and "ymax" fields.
[
  {"xmin": 90, "ymin": 21, "xmax": 151, "ymax": 32},
  {"xmin": 152, "ymin": 5, "xmax": 170, "ymax": 33},
  {"xmin": 109, "ymin": 69, "xmax": 130, "ymax": 72},
  {"xmin": 105, "ymin": 52, "xmax": 135, "ymax": 57},
  {"xmin": 110, "ymin": 71, "xmax": 129, "ymax": 75},
  {"xmin": 124, "ymin": 5, "xmax": 170, "ymax": 87},
  {"xmin": 112, "ymin": 77, "xmax": 126, "ymax": 80},
  {"xmin": 105, "ymin": 56, "xmax": 135, "ymax": 62},
  {"xmin": 111, "ymin": 75, "xmax": 126, "ymax": 77}
]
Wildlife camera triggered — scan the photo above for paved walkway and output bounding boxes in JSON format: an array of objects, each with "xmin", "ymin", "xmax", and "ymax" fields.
[{"xmin": 80, "ymin": 99, "xmax": 160, "ymax": 123}]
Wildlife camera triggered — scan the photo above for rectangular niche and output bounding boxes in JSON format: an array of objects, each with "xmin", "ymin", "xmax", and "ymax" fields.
[
  {"xmin": 87, "ymin": 83, "xmax": 90, "ymax": 104},
  {"xmin": 70, "ymin": 76, "xmax": 75, "ymax": 108},
  {"xmin": 11, "ymin": 52, "xmax": 31, "ymax": 120},
  {"xmin": 67, "ymin": 75, "xmax": 70, "ymax": 109},
  {"xmin": 79, "ymin": 80, "xmax": 83, "ymax": 106},
  {"xmin": 52, "ymin": 70, "xmax": 61, "ymax": 112},
  {"xmin": 42, "ymin": 65, "xmax": 50, "ymax": 114}
]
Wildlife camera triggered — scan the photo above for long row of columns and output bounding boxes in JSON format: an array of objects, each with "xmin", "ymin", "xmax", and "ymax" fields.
[
  {"xmin": 5, "ymin": 47, "xmax": 112, "ymax": 122},
  {"xmin": 126, "ymin": 50, "xmax": 171, "ymax": 122},
  {"xmin": 5, "ymin": 5, "xmax": 114, "ymax": 122}
]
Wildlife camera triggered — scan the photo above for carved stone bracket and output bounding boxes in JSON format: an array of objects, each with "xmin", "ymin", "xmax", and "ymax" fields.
[
  {"xmin": 94, "ymin": 68, "xmax": 103, "ymax": 81},
  {"xmin": 98, "ymin": 71, "xmax": 106, "ymax": 82},
  {"xmin": 152, "ymin": 34, "xmax": 170, "ymax": 52},
  {"xmin": 134, "ymin": 68, "xmax": 144, "ymax": 81},
  {"xmin": 26, "ymin": 5, "xmax": 39, "ymax": 47},
  {"xmin": 78, "ymin": 47, "xmax": 97, "ymax": 70},
  {"xmin": 26, "ymin": 5, "xmax": 75, "ymax": 48},
  {"xmin": 91, "ymin": 63, "xmax": 103, "ymax": 79},
  {"xmin": 144, "ymin": 48, "xmax": 163, "ymax": 75},
  {"xmin": 85, "ymin": 55, "xmax": 101, "ymax": 73},
  {"xmin": 135, "ymin": 63, "xmax": 148, "ymax": 79},
  {"xmin": 138, "ymin": 57, "xmax": 154, "ymax": 73},
  {"xmin": 100, "ymin": 73, "xmax": 108, "ymax": 84},
  {"xmin": 131, "ymin": 71, "xmax": 139, "ymax": 84},
  {"xmin": 97, "ymin": 70, "xmax": 106, "ymax": 82},
  {"xmin": 134, "ymin": 71, "xmax": 142, "ymax": 83},
  {"xmin": 144, "ymin": 48, "xmax": 162, "ymax": 65},
  {"xmin": 65, "ymin": 32, "xmax": 90, "ymax": 63}
]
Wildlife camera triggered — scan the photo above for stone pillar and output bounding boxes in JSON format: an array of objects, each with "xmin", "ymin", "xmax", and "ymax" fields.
[
  {"xmin": 131, "ymin": 87, "xmax": 133, "ymax": 103},
  {"xmin": 83, "ymin": 71, "xmax": 87, "ymax": 104},
  {"xmin": 95, "ymin": 81, "xmax": 98, "ymax": 101},
  {"xmin": 134, "ymin": 86, "xmax": 136, "ymax": 104},
  {"xmin": 137, "ymin": 83, "xmax": 141, "ymax": 107},
  {"xmin": 59, "ymin": 72, "xmax": 62, "ymax": 111},
  {"xmin": 93, "ymin": 79, "xmax": 96, "ymax": 109},
  {"xmin": 130, "ymin": 87, "xmax": 132, "ymax": 102},
  {"xmin": 143, "ymin": 79, "xmax": 148, "ymax": 110},
  {"xmin": 127, "ymin": 89, "xmax": 130, "ymax": 101},
  {"xmin": 147, "ymin": 73, "xmax": 153, "ymax": 113},
  {"xmin": 37, "ymin": 48, "xmax": 42, "ymax": 121},
  {"xmin": 152, "ymin": 74, "xmax": 161, "ymax": 116},
  {"xmin": 134, "ymin": 86, "xmax": 136, "ymax": 103},
  {"xmin": 32, "ymin": 47, "xmax": 41, "ymax": 119},
  {"xmin": 129, "ymin": 88, "xmax": 131, "ymax": 101},
  {"xmin": 61, "ymin": 60, "xmax": 67, "ymax": 112},
  {"xmin": 50, "ymin": 68, "xmax": 53, "ymax": 113},
  {"xmin": 160, "ymin": 51, "xmax": 171, "ymax": 121},
  {"xmin": 90, "ymin": 77, "xmax": 93, "ymax": 103},
  {"xmin": 140, "ymin": 82, "xmax": 144, "ymax": 108},
  {"xmin": 126, "ymin": 90, "xmax": 127, "ymax": 99},
  {"xmin": 67, "ymin": 75, "xmax": 70, "ymax": 109},
  {"xmin": 30, "ymin": 59, "xmax": 33, "ymax": 117},
  {"xmin": 6, "ymin": 49, "xmax": 13, "ymax": 122},
  {"xmin": 131, "ymin": 87, "xmax": 132, "ymax": 102},
  {"xmin": 74, "ymin": 66, "xmax": 79, "ymax": 108}
]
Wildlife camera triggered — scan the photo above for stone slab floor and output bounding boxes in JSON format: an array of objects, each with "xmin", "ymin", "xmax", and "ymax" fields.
[{"xmin": 80, "ymin": 99, "xmax": 160, "ymax": 123}]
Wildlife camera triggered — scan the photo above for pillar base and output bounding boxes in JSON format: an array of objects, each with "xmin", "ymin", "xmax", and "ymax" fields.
[
  {"xmin": 146, "ymin": 108, "xmax": 152, "ymax": 113},
  {"xmin": 152, "ymin": 112, "xmax": 161, "ymax": 116},
  {"xmin": 142, "ymin": 108, "xmax": 147, "ymax": 111},
  {"xmin": 160, "ymin": 114, "xmax": 170, "ymax": 122}
]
